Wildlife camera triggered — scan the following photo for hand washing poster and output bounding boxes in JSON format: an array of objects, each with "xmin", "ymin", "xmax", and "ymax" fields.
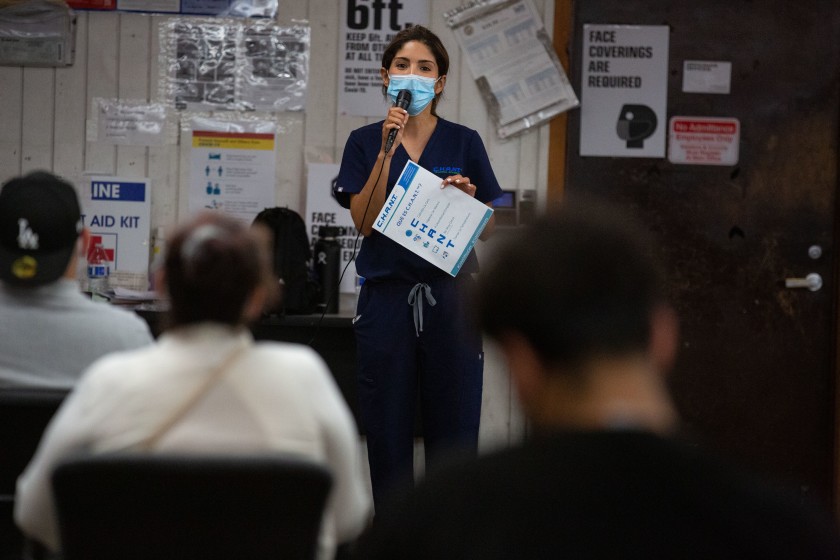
[{"xmin": 188, "ymin": 128, "xmax": 276, "ymax": 224}]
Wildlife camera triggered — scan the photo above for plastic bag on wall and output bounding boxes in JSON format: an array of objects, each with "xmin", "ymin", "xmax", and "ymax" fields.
[
  {"xmin": 217, "ymin": 0, "xmax": 278, "ymax": 18},
  {"xmin": 239, "ymin": 20, "xmax": 309, "ymax": 112},
  {"xmin": 87, "ymin": 98, "xmax": 179, "ymax": 146},
  {"xmin": 444, "ymin": 0, "xmax": 579, "ymax": 139},
  {"xmin": 158, "ymin": 17, "xmax": 309, "ymax": 113},
  {"xmin": 0, "ymin": 0, "xmax": 75, "ymax": 67}
]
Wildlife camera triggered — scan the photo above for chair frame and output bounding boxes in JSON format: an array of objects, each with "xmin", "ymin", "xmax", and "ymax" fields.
[{"xmin": 52, "ymin": 453, "xmax": 333, "ymax": 560}]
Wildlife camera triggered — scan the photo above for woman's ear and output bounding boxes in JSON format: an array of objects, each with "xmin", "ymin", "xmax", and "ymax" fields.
[
  {"xmin": 436, "ymin": 74, "xmax": 447, "ymax": 94},
  {"xmin": 380, "ymin": 67, "xmax": 389, "ymax": 87}
]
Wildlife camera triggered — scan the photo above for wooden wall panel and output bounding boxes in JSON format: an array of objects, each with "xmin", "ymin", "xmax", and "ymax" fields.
[
  {"xmin": 304, "ymin": 0, "xmax": 340, "ymax": 160},
  {"xmin": 115, "ymin": 14, "xmax": 151, "ymax": 178},
  {"xmin": 21, "ymin": 68, "xmax": 55, "ymax": 173},
  {"xmin": 83, "ymin": 11, "xmax": 118, "ymax": 176},
  {"xmin": 53, "ymin": 13, "xmax": 88, "ymax": 184},
  {"xmin": 147, "ymin": 14, "xmax": 180, "ymax": 231},
  {"xmin": 0, "ymin": 67, "xmax": 23, "ymax": 176}
]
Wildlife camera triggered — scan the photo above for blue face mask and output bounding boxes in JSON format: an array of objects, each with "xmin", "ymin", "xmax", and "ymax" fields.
[{"xmin": 387, "ymin": 74, "xmax": 439, "ymax": 116}]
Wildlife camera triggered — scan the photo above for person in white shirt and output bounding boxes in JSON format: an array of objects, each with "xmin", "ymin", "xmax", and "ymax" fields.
[{"xmin": 15, "ymin": 211, "xmax": 371, "ymax": 560}]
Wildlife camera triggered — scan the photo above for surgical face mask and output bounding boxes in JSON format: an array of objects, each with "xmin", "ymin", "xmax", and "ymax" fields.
[{"xmin": 386, "ymin": 73, "xmax": 440, "ymax": 116}]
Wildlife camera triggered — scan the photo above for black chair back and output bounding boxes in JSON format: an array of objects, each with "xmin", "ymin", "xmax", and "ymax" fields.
[
  {"xmin": 0, "ymin": 388, "xmax": 69, "ymax": 560},
  {"xmin": 52, "ymin": 453, "xmax": 333, "ymax": 560}
]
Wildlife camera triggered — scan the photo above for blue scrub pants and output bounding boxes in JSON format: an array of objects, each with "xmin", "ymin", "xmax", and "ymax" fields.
[{"xmin": 354, "ymin": 275, "xmax": 483, "ymax": 510}]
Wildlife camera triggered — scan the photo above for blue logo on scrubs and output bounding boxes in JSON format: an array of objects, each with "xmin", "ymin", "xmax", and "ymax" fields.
[{"xmin": 432, "ymin": 165, "xmax": 462, "ymax": 176}]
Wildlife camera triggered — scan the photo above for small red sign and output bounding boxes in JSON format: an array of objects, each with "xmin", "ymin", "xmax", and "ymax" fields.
[
  {"xmin": 67, "ymin": 0, "xmax": 116, "ymax": 10},
  {"xmin": 668, "ymin": 116, "xmax": 740, "ymax": 166}
]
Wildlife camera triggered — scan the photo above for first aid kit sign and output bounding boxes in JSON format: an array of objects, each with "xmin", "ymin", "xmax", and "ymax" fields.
[
  {"xmin": 668, "ymin": 116, "xmax": 740, "ymax": 166},
  {"xmin": 81, "ymin": 176, "xmax": 151, "ymax": 278}
]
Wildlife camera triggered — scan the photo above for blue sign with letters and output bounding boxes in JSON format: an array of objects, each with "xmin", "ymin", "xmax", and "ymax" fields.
[{"xmin": 91, "ymin": 181, "xmax": 146, "ymax": 202}]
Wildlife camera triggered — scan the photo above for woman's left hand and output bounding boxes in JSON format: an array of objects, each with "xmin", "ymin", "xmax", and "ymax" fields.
[{"xmin": 441, "ymin": 174, "xmax": 477, "ymax": 198}]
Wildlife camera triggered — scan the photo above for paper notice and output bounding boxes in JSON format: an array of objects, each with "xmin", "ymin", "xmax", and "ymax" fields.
[{"xmin": 373, "ymin": 161, "xmax": 493, "ymax": 276}]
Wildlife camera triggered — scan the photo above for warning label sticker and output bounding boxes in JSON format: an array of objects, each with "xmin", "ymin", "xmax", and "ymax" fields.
[{"xmin": 668, "ymin": 116, "xmax": 740, "ymax": 166}]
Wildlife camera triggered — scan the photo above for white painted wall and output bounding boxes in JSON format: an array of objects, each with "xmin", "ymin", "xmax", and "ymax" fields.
[{"xmin": 0, "ymin": 0, "xmax": 558, "ymax": 448}]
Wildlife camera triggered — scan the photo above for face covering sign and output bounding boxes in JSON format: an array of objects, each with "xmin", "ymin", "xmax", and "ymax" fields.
[
  {"xmin": 579, "ymin": 24, "xmax": 669, "ymax": 158},
  {"xmin": 338, "ymin": 0, "xmax": 429, "ymax": 117}
]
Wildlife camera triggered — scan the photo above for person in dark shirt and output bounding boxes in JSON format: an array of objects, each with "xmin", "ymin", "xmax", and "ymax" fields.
[
  {"xmin": 333, "ymin": 25, "xmax": 502, "ymax": 511},
  {"xmin": 355, "ymin": 197, "xmax": 840, "ymax": 559}
]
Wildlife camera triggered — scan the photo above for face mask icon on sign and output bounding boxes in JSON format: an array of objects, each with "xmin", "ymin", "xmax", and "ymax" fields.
[{"xmin": 616, "ymin": 104, "xmax": 657, "ymax": 149}]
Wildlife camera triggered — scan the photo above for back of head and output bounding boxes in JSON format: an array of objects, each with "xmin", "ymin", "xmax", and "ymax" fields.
[
  {"xmin": 0, "ymin": 171, "xmax": 82, "ymax": 287},
  {"xmin": 477, "ymin": 197, "xmax": 666, "ymax": 371},
  {"xmin": 164, "ymin": 212, "xmax": 270, "ymax": 328}
]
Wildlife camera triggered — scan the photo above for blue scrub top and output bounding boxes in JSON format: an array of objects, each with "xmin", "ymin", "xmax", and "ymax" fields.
[{"xmin": 334, "ymin": 118, "xmax": 503, "ymax": 282}]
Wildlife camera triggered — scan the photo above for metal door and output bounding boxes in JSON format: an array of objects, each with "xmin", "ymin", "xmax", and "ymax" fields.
[{"xmin": 566, "ymin": 1, "xmax": 840, "ymax": 507}]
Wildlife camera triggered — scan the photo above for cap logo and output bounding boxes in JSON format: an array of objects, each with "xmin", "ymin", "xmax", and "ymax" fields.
[
  {"xmin": 11, "ymin": 255, "xmax": 37, "ymax": 279},
  {"xmin": 17, "ymin": 218, "xmax": 39, "ymax": 250}
]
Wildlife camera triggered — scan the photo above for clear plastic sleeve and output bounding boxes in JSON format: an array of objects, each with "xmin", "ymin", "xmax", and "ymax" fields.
[
  {"xmin": 444, "ymin": 0, "xmax": 579, "ymax": 139},
  {"xmin": 158, "ymin": 16, "xmax": 309, "ymax": 113}
]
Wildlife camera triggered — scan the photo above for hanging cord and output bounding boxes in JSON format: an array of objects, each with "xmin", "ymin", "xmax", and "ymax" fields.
[
  {"xmin": 307, "ymin": 155, "xmax": 388, "ymax": 346},
  {"xmin": 135, "ymin": 341, "xmax": 250, "ymax": 451}
]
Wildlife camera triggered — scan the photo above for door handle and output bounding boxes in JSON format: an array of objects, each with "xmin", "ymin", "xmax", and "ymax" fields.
[{"xmin": 784, "ymin": 273, "xmax": 823, "ymax": 292}]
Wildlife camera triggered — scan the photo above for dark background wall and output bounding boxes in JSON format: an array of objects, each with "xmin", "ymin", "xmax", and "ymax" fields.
[{"xmin": 563, "ymin": 0, "xmax": 840, "ymax": 508}]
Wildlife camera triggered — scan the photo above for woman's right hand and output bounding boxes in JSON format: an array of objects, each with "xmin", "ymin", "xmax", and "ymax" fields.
[{"xmin": 381, "ymin": 106, "xmax": 409, "ymax": 155}]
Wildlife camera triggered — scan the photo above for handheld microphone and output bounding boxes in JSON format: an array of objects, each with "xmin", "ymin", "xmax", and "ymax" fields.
[{"xmin": 384, "ymin": 89, "xmax": 412, "ymax": 154}]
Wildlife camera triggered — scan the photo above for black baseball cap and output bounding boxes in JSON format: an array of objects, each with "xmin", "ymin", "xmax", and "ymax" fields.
[{"xmin": 0, "ymin": 171, "xmax": 83, "ymax": 286}]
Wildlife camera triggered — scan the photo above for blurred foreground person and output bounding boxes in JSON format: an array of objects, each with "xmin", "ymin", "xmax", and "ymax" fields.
[
  {"xmin": 16, "ymin": 212, "xmax": 370, "ymax": 560},
  {"xmin": 356, "ymin": 199, "xmax": 840, "ymax": 559}
]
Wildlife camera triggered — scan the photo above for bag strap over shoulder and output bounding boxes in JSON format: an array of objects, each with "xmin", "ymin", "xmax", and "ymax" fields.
[{"xmin": 136, "ymin": 342, "xmax": 250, "ymax": 451}]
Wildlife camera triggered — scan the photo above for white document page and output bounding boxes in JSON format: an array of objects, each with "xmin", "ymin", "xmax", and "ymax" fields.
[{"xmin": 373, "ymin": 161, "xmax": 494, "ymax": 277}]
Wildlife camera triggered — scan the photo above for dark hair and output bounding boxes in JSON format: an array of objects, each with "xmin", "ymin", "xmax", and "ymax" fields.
[
  {"xmin": 164, "ymin": 212, "xmax": 271, "ymax": 328},
  {"xmin": 476, "ymin": 197, "xmax": 667, "ymax": 371},
  {"xmin": 381, "ymin": 25, "xmax": 449, "ymax": 116}
]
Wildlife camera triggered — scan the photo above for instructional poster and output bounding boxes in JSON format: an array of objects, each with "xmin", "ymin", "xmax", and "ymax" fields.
[
  {"xmin": 188, "ymin": 129, "xmax": 276, "ymax": 224},
  {"xmin": 338, "ymin": 0, "xmax": 429, "ymax": 117},
  {"xmin": 580, "ymin": 24, "xmax": 669, "ymax": 158},
  {"xmin": 79, "ymin": 176, "xmax": 151, "ymax": 288},
  {"xmin": 374, "ymin": 161, "xmax": 493, "ymax": 277}
]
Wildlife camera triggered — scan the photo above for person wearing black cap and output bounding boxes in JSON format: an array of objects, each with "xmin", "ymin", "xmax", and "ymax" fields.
[{"xmin": 0, "ymin": 170, "xmax": 153, "ymax": 389}]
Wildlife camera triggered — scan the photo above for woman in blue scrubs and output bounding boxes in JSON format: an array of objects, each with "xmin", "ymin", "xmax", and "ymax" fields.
[{"xmin": 334, "ymin": 25, "xmax": 502, "ymax": 511}]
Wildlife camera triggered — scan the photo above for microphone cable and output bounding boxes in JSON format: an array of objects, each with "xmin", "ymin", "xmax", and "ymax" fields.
[{"xmin": 307, "ymin": 151, "xmax": 389, "ymax": 346}]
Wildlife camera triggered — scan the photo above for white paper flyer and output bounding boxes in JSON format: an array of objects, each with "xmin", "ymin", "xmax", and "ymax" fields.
[{"xmin": 373, "ymin": 161, "xmax": 493, "ymax": 277}]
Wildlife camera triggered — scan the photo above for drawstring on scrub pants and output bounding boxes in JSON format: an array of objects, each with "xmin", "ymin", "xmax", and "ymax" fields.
[{"xmin": 407, "ymin": 283, "xmax": 436, "ymax": 337}]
